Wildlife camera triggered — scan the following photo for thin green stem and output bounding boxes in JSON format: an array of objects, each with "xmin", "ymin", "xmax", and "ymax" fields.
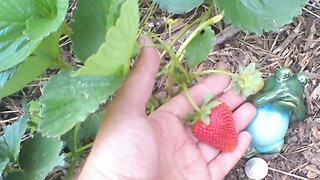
[
  {"xmin": 201, "ymin": 5, "xmax": 216, "ymax": 23},
  {"xmin": 77, "ymin": 142, "xmax": 94, "ymax": 154},
  {"xmin": 73, "ymin": 123, "xmax": 81, "ymax": 154},
  {"xmin": 66, "ymin": 142, "xmax": 94, "ymax": 158},
  {"xmin": 167, "ymin": 71, "xmax": 174, "ymax": 97},
  {"xmin": 182, "ymin": 83, "xmax": 200, "ymax": 112},
  {"xmin": 160, "ymin": 18, "xmax": 202, "ymax": 59},
  {"xmin": 34, "ymin": 77, "xmax": 50, "ymax": 81},
  {"xmin": 194, "ymin": 69, "xmax": 240, "ymax": 79},
  {"xmin": 148, "ymin": 33, "xmax": 190, "ymax": 79},
  {"xmin": 66, "ymin": 123, "xmax": 82, "ymax": 179},
  {"xmin": 176, "ymin": 14, "xmax": 224, "ymax": 60}
]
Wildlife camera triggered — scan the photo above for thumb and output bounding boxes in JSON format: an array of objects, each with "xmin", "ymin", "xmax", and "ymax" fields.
[{"xmin": 109, "ymin": 38, "xmax": 160, "ymax": 115}]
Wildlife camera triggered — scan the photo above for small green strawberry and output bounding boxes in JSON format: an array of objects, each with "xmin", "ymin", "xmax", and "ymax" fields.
[{"xmin": 231, "ymin": 62, "xmax": 264, "ymax": 98}]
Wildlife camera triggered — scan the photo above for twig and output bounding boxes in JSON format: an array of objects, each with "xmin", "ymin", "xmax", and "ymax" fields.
[
  {"xmin": 269, "ymin": 167, "xmax": 308, "ymax": 180},
  {"xmin": 302, "ymin": 7, "xmax": 320, "ymax": 18},
  {"xmin": 0, "ymin": 117, "xmax": 19, "ymax": 123}
]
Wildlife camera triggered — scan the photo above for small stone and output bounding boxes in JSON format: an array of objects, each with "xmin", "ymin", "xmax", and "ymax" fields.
[{"xmin": 245, "ymin": 157, "xmax": 269, "ymax": 180}]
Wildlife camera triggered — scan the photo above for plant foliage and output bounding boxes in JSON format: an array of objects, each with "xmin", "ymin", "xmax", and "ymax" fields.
[
  {"xmin": 155, "ymin": 0, "xmax": 307, "ymax": 34},
  {"xmin": 74, "ymin": 0, "xmax": 139, "ymax": 76},
  {"xmin": 214, "ymin": 0, "xmax": 307, "ymax": 34},
  {"xmin": 39, "ymin": 71, "xmax": 122, "ymax": 137},
  {"xmin": 185, "ymin": 27, "xmax": 216, "ymax": 68},
  {"xmin": 154, "ymin": 0, "xmax": 203, "ymax": 14},
  {"xmin": 0, "ymin": 0, "xmax": 68, "ymax": 72}
]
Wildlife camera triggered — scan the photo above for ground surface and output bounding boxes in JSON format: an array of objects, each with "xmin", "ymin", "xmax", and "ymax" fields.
[{"xmin": 1, "ymin": 0, "xmax": 320, "ymax": 179}]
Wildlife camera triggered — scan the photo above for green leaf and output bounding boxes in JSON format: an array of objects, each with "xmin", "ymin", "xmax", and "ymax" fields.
[
  {"xmin": 19, "ymin": 134, "xmax": 64, "ymax": 180},
  {"xmin": 206, "ymin": 101, "xmax": 220, "ymax": 109},
  {"xmin": 186, "ymin": 27, "xmax": 216, "ymax": 69},
  {"xmin": 0, "ymin": 68, "xmax": 16, "ymax": 88},
  {"xmin": 63, "ymin": 112, "xmax": 104, "ymax": 153},
  {"xmin": 32, "ymin": 31, "xmax": 62, "ymax": 62},
  {"xmin": 0, "ymin": 0, "xmax": 68, "ymax": 72},
  {"xmin": 76, "ymin": 0, "xmax": 139, "ymax": 76},
  {"xmin": 0, "ymin": 56, "xmax": 52, "ymax": 98},
  {"xmin": 0, "ymin": 31, "xmax": 61, "ymax": 98},
  {"xmin": 200, "ymin": 114, "xmax": 210, "ymax": 125},
  {"xmin": 0, "ymin": 107, "xmax": 28, "ymax": 162},
  {"xmin": 155, "ymin": 0, "xmax": 204, "ymax": 14},
  {"xmin": 71, "ymin": 0, "xmax": 112, "ymax": 62},
  {"xmin": 39, "ymin": 70, "xmax": 122, "ymax": 137},
  {"xmin": 78, "ymin": 112, "xmax": 104, "ymax": 142},
  {"xmin": 214, "ymin": 0, "xmax": 307, "ymax": 34},
  {"xmin": 0, "ymin": 158, "xmax": 9, "ymax": 175},
  {"xmin": 106, "ymin": 0, "xmax": 125, "ymax": 30}
]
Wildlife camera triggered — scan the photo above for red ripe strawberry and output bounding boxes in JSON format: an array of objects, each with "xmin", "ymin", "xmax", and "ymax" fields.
[{"xmin": 192, "ymin": 102, "xmax": 238, "ymax": 151}]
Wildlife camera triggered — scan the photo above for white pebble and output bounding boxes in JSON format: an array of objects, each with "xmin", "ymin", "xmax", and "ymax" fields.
[{"xmin": 245, "ymin": 157, "xmax": 269, "ymax": 180}]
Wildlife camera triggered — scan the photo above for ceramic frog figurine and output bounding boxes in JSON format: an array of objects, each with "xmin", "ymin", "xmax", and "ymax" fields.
[{"xmin": 245, "ymin": 67, "xmax": 308, "ymax": 157}]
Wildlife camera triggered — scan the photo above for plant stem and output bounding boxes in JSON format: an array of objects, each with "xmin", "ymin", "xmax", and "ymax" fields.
[
  {"xmin": 66, "ymin": 123, "xmax": 82, "ymax": 179},
  {"xmin": 182, "ymin": 83, "xmax": 200, "ymax": 112},
  {"xmin": 66, "ymin": 142, "xmax": 94, "ymax": 158},
  {"xmin": 194, "ymin": 69, "xmax": 240, "ymax": 79},
  {"xmin": 148, "ymin": 33, "xmax": 190, "ymax": 80},
  {"xmin": 201, "ymin": 4, "xmax": 216, "ymax": 23},
  {"xmin": 76, "ymin": 142, "xmax": 94, "ymax": 153},
  {"xmin": 73, "ymin": 123, "xmax": 81, "ymax": 154},
  {"xmin": 176, "ymin": 14, "xmax": 224, "ymax": 60},
  {"xmin": 160, "ymin": 18, "xmax": 202, "ymax": 60},
  {"xmin": 34, "ymin": 77, "xmax": 50, "ymax": 81},
  {"xmin": 167, "ymin": 72, "xmax": 174, "ymax": 97}
]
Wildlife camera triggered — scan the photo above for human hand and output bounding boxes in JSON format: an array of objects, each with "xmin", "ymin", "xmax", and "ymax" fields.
[{"xmin": 78, "ymin": 38, "xmax": 256, "ymax": 180}]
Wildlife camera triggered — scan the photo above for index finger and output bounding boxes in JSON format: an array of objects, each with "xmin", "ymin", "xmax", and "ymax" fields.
[{"xmin": 155, "ymin": 74, "xmax": 231, "ymax": 119}]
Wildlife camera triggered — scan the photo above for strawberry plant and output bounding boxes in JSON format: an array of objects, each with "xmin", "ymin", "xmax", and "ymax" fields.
[{"xmin": 0, "ymin": 0, "xmax": 307, "ymax": 179}]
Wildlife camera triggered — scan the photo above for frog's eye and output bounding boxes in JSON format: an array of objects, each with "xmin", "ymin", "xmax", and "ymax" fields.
[
  {"xmin": 284, "ymin": 73, "xmax": 290, "ymax": 79},
  {"xmin": 297, "ymin": 73, "xmax": 308, "ymax": 86},
  {"xmin": 276, "ymin": 67, "xmax": 293, "ymax": 82}
]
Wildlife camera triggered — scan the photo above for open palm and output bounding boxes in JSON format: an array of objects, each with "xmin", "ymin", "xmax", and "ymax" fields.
[{"xmin": 79, "ymin": 38, "xmax": 256, "ymax": 180}]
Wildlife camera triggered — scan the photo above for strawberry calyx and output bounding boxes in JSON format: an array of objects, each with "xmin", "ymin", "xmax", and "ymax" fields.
[
  {"xmin": 231, "ymin": 62, "xmax": 264, "ymax": 98},
  {"xmin": 185, "ymin": 94, "xmax": 221, "ymax": 125}
]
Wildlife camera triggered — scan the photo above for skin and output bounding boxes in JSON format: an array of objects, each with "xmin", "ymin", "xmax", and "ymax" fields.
[{"xmin": 78, "ymin": 38, "xmax": 256, "ymax": 180}]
